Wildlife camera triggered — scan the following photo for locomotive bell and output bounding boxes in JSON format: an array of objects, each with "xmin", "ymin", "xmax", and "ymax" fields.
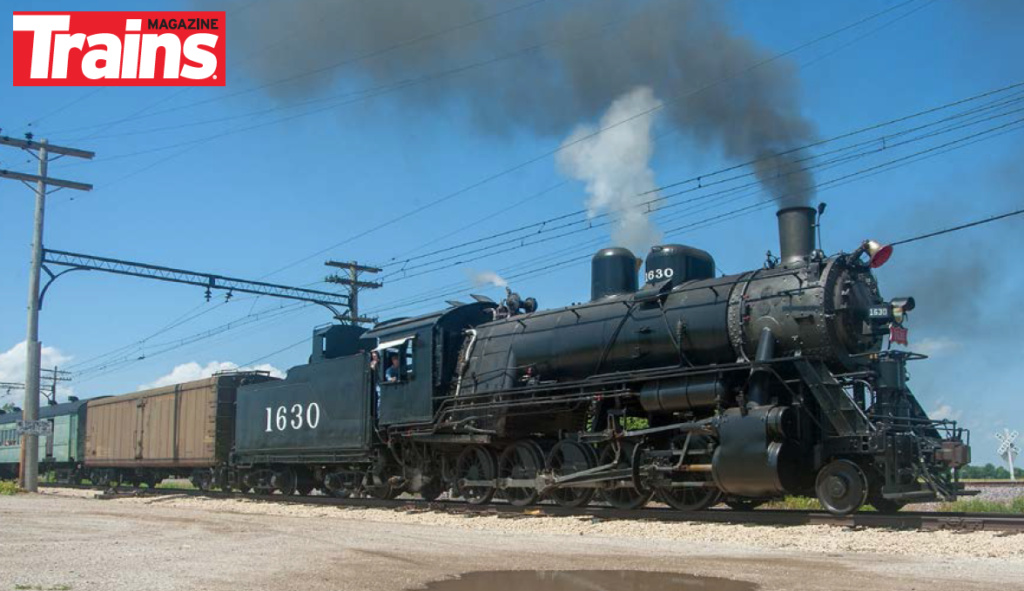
[
  {"xmin": 852, "ymin": 238, "xmax": 894, "ymax": 268},
  {"xmin": 644, "ymin": 244, "xmax": 715, "ymax": 284},
  {"xmin": 864, "ymin": 239, "xmax": 893, "ymax": 268},
  {"xmin": 591, "ymin": 247, "xmax": 640, "ymax": 300}
]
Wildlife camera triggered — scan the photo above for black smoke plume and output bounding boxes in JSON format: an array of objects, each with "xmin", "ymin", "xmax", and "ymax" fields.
[{"xmin": 235, "ymin": 0, "xmax": 817, "ymax": 206}]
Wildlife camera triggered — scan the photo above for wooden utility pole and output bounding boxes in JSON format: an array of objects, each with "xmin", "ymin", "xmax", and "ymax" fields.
[
  {"xmin": 40, "ymin": 367, "xmax": 72, "ymax": 405},
  {"xmin": 324, "ymin": 261, "xmax": 382, "ymax": 325},
  {"xmin": 0, "ymin": 135, "xmax": 94, "ymax": 491}
]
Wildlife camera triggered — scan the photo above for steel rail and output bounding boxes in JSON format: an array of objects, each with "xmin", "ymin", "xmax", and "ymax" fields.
[{"xmin": 39, "ymin": 483, "xmax": 1024, "ymax": 533}]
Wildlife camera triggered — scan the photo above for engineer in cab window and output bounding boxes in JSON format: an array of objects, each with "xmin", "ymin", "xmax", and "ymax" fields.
[{"xmin": 385, "ymin": 354, "xmax": 402, "ymax": 383}]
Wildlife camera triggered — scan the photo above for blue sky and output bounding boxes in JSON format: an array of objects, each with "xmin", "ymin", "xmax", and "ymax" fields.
[{"xmin": 1, "ymin": 0, "xmax": 1021, "ymax": 465}]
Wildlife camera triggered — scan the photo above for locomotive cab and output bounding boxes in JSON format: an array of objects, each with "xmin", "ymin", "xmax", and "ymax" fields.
[{"xmin": 366, "ymin": 302, "xmax": 496, "ymax": 426}]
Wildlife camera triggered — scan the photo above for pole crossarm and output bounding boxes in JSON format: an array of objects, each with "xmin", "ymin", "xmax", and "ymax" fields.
[
  {"xmin": 325, "ymin": 260, "xmax": 383, "ymax": 274},
  {"xmin": 325, "ymin": 276, "xmax": 384, "ymax": 289},
  {"xmin": 0, "ymin": 382, "xmax": 25, "ymax": 390},
  {"xmin": 0, "ymin": 169, "xmax": 93, "ymax": 191},
  {"xmin": 0, "ymin": 136, "xmax": 95, "ymax": 159},
  {"xmin": 43, "ymin": 248, "xmax": 350, "ymax": 307},
  {"xmin": 323, "ymin": 260, "xmax": 382, "ymax": 326}
]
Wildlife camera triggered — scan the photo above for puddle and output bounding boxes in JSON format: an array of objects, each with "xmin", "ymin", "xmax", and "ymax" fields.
[{"xmin": 414, "ymin": 570, "xmax": 757, "ymax": 591}]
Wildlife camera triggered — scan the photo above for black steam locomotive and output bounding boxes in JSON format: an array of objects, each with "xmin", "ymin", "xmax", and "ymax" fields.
[{"xmin": 228, "ymin": 206, "xmax": 970, "ymax": 515}]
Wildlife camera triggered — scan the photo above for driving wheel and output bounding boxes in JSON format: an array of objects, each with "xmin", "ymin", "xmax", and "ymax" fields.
[
  {"xmin": 655, "ymin": 435, "xmax": 721, "ymax": 512},
  {"xmin": 498, "ymin": 441, "xmax": 545, "ymax": 506},
  {"xmin": 455, "ymin": 445, "xmax": 497, "ymax": 505},
  {"xmin": 545, "ymin": 440, "xmax": 597, "ymax": 508},
  {"xmin": 597, "ymin": 442, "xmax": 653, "ymax": 510}
]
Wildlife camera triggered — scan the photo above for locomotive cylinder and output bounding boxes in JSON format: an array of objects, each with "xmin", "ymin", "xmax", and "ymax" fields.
[
  {"xmin": 776, "ymin": 206, "xmax": 817, "ymax": 266},
  {"xmin": 712, "ymin": 406, "xmax": 800, "ymax": 497}
]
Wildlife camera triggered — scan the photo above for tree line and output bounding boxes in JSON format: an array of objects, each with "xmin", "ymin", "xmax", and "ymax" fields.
[{"xmin": 960, "ymin": 463, "xmax": 1022, "ymax": 480}]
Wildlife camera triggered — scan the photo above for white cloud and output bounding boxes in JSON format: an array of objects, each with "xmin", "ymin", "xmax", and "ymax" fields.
[
  {"xmin": 467, "ymin": 269, "xmax": 508, "ymax": 289},
  {"xmin": 0, "ymin": 341, "xmax": 74, "ymax": 400},
  {"xmin": 930, "ymin": 404, "xmax": 963, "ymax": 422},
  {"xmin": 138, "ymin": 360, "xmax": 285, "ymax": 390}
]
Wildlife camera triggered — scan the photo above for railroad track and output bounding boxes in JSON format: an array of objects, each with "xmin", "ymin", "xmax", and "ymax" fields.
[
  {"xmin": 39, "ymin": 483, "xmax": 1024, "ymax": 533},
  {"xmin": 960, "ymin": 480, "xmax": 1024, "ymax": 488}
]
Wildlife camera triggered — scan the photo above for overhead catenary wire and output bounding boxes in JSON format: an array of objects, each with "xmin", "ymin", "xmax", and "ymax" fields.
[
  {"xmin": 238, "ymin": 336, "xmax": 311, "ymax": 368},
  {"xmin": 71, "ymin": 301, "xmax": 311, "ymax": 380}
]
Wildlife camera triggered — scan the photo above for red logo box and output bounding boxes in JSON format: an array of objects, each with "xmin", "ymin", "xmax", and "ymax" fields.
[{"xmin": 13, "ymin": 11, "xmax": 225, "ymax": 86}]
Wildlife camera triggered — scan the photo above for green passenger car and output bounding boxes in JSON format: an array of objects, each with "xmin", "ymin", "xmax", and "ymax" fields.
[{"xmin": 0, "ymin": 399, "xmax": 89, "ymax": 482}]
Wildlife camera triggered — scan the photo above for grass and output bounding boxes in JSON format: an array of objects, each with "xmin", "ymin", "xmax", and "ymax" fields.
[
  {"xmin": 0, "ymin": 480, "xmax": 20, "ymax": 495},
  {"xmin": 940, "ymin": 497, "xmax": 1024, "ymax": 514},
  {"xmin": 763, "ymin": 496, "xmax": 823, "ymax": 511},
  {"xmin": 762, "ymin": 496, "xmax": 885, "ymax": 512},
  {"xmin": 767, "ymin": 495, "xmax": 1024, "ymax": 514},
  {"xmin": 155, "ymin": 479, "xmax": 195, "ymax": 490}
]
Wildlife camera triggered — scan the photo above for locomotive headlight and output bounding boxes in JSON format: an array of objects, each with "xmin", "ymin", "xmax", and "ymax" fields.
[{"xmin": 890, "ymin": 297, "xmax": 915, "ymax": 324}]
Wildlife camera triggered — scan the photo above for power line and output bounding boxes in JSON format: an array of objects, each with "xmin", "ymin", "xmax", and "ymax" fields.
[
  {"xmin": 72, "ymin": 301, "xmax": 313, "ymax": 380},
  {"xmin": 891, "ymin": 209, "xmax": 1024, "ymax": 246},
  {"xmin": 363, "ymin": 111, "xmax": 1024, "ymax": 316},
  {"xmin": 376, "ymin": 91, "xmax": 1024, "ymax": 284},
  {"xmin": 376, "ymin": 81, "xmax": 1024, "ymax": 276},
  {"xmin": 55, "ymin": 7, "xmax": 638, "ymax": 182},
  {"xmin": 379, "ymin": 0, "xmax": 943, "ymax": 267},
  {"xmin": 45, "ymin": 0, "xmax": 551, "ymax": 139},
  {"xmin": 23, "ymin": 89, "xmax": 104, "ymax": 131},
  {"xmin": 239, "ymin": 335, "xmax": 310, "ymax": 368},
  {"xmin": 253, "ymin": 0, "xmax": 927, "ymax": 281}
]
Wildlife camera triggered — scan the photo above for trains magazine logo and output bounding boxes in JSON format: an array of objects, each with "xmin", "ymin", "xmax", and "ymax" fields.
[{"xmin": 12, "ymin": 12, "xmax": 225, "ymax": 86}]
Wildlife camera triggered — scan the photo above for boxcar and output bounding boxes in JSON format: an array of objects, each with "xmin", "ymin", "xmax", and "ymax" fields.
[
  {"xmin": 84, "ymin": 371, "xmax": 275, "ymax": 488},
  {"xmin": 0, "ymin": 399, "xmax": 89, "ymax": 482}
]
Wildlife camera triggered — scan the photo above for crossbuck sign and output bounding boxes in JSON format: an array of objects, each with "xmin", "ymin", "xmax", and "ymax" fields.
[{"xmin": 996, "ymin": 428, "xmax": 1019, "ymax": 481}]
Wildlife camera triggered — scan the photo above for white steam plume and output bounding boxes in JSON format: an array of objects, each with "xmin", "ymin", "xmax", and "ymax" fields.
[{"xmin": 556, "ymin": 86, "xmax": 663, "ymax": 254}]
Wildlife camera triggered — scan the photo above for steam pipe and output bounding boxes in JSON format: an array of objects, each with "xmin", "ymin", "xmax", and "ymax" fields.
[{"xmin": 747, "ymin": 327, "xmax": 776, "ymax": 406}]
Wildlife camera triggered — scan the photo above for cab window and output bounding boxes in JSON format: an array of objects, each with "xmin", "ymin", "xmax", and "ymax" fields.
[{"xmin": 379, "ymin": 338, "xmax": 414, "ymax": 385}]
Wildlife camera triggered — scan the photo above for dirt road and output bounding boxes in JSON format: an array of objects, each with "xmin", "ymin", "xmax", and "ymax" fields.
[{"xmin": 1, "ymin": 490, "xmax": 1021, "ymax": 591}]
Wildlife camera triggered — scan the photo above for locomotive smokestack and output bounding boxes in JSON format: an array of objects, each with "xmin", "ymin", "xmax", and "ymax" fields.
[{"xmin": 776, "ymin": 206, "xmax": 817, "ymax": 267}]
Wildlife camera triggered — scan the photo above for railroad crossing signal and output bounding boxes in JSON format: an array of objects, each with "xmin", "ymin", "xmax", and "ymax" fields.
[{"xmin": 996, "ymin": 428, "xmax": 1019, "ymax": 481}]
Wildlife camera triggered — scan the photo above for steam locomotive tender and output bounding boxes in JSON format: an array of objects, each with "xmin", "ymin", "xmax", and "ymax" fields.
[{"xmin": 229, "ymin": 206, "xmax": 970, "ymax": 515}]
